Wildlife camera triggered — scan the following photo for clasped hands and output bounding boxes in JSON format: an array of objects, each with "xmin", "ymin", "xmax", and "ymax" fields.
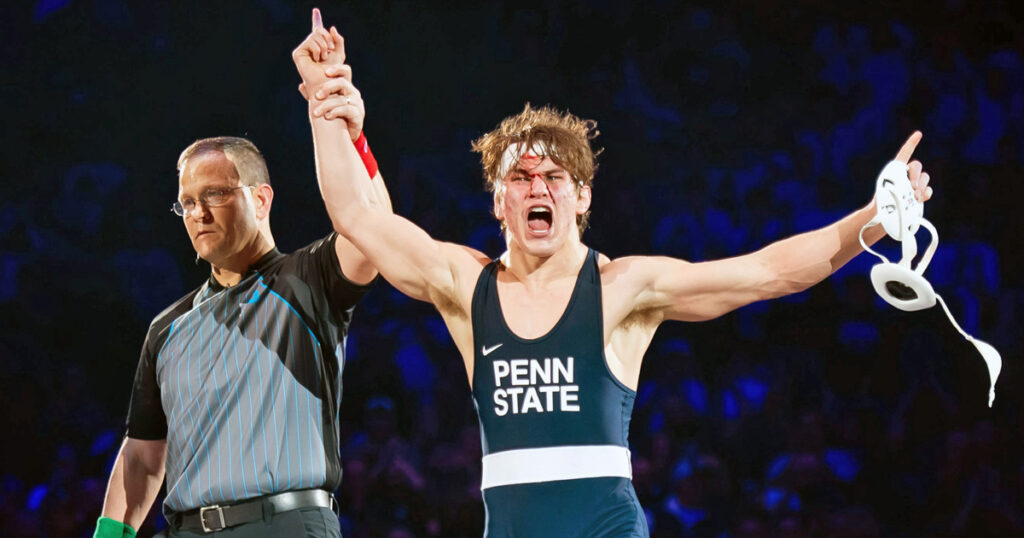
[{"xmin": 292, "ymin": 7, "xmax": 364, "ymax": 141}]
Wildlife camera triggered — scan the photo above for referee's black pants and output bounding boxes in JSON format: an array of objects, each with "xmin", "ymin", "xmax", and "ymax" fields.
[{"xmin": 156, "ymin": 507, "xmax": 341, "ymax": 537}]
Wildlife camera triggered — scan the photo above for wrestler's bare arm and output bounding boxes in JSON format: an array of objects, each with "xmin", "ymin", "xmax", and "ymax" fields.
[
  {"xmin": 309, "ymin": 110, "xmax": 486, "ymax": 310},
  {"xmin": 311, "ymin": 113, "xmax": 486, "ymax": 358},
  {"xmin": 292, "ymin": 8, "xmax": 389, "ymax": 286},
  {"xmin": 607, "ymin": 132, "xmax": 933, "ymax": 326},
  {"xmin": 298, "ymin": 19, "xmax": 487, "ymax": 363}
]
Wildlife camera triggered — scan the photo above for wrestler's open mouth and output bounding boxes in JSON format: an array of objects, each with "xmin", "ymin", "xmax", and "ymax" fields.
[{"xmin": 527, "ymin": 207, "xmax": 552, "ymax": 232}]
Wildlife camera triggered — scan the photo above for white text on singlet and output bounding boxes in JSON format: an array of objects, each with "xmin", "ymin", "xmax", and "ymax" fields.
[{"xmin": 492, "ymin": 357, "xmax": 580, "ymax": 416}]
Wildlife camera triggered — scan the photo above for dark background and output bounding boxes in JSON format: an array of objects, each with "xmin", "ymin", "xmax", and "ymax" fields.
[{"xmin": 2, "ymin": 1, "xmax": 1023, "ymax": 536}]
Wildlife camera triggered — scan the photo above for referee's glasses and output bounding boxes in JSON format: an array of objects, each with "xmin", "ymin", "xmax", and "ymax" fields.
[{"xmin": 172, "ymin": 186, "xmax": 254, "ymax": 218}]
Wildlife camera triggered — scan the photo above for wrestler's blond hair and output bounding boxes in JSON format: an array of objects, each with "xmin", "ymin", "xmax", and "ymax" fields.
[{"xmin": 471, "ymin": 104, "xmax": 601, "ymax": 234}]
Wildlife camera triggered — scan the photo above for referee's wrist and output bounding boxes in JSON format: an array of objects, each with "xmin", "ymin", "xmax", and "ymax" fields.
[{"xmin": 94, "ymin": 516, "xmax": 137, "ymax": 538}]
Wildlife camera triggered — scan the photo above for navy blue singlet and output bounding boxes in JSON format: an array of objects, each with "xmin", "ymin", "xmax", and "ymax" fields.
[{"xmin": 470, "ymin": 248, "xmax": 648, "ymax": 538}]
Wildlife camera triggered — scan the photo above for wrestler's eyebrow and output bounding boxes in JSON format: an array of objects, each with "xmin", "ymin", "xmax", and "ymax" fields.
[{"xmin": 512, "ymin": 164, "xmax": 564, "ymax": 176}]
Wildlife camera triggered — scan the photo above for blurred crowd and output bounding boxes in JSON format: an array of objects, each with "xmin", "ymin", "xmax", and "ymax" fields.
[{"xmin": 2, "ymin": 1, "xmax": 1022, "ymax": 537}]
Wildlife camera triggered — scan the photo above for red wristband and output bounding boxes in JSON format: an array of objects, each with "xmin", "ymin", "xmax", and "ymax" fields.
[{"xmin": 353, "ymin": 131, "xmax": 378, "ymax": 179}]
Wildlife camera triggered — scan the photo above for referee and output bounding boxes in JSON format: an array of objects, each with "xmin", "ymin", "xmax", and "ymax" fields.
[{"xmin": 94, "ymin": 108, "xmax": 388, "ymax": 536}]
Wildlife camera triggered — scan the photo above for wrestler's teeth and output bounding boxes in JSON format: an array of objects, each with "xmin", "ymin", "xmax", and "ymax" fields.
[{"xmin": 527, "ymin": 207, "xmax": 553, "ymax": 232}]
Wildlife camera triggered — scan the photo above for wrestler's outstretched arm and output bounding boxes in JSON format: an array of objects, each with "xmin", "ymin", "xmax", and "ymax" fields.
[
  {"xmin": 608, "ymin": 132, "xmax": 933, "ymax": 323},
  {"xmin": 295, "ymin": 14, "xmax": 486, "ymax": 357},
  {"xmin": 292, "ymin": 8, "xmax": 392, "ymax": 285}
]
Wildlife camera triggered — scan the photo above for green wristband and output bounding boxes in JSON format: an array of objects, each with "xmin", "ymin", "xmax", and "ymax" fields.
[{"xmin": 94, "ymin": 517, "xmax": 137, "ymax": 538}]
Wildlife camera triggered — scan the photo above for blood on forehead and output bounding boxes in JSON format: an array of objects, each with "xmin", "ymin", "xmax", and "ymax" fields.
[
  {"xmin": 514, "ymin": 152, "xmax": 547, "ymax": 176},
  {"xmin": 497, "ymin": 141, "xmax": 557, "ymax": 181},
  {"xmin": 520, "ymin": 152, "xmax": 541, "ymax": 163}
]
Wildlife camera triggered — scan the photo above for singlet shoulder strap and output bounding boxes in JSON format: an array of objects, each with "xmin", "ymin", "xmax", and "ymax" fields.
[
  {"xmin": 573, "ymin": 248, "xmax": 603, "ymax": 330},
  {"xmin": 471, "ymin": 258, "xmax": 502, "ymax": 338},
  {"xmin": 582, "ymin": 248, "xmax": 600, "ymax": 284}
]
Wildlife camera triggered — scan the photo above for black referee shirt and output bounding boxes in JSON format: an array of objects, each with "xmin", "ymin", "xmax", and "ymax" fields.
[{"xmin": 126, "ymin": 233, "xmax": 371, "ymax": 514}]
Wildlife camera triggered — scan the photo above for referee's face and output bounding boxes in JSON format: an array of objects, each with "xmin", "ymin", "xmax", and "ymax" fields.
[{"xmin": 178, "ymin": 151, "xmax": 260, "ymax": 266}]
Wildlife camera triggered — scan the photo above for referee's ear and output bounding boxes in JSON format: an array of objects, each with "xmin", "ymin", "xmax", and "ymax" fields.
[{"xmin": 252, "ymin": 184, "xmax": 274, "ymax": 219}]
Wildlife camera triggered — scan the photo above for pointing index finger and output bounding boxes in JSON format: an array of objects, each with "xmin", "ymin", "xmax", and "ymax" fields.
[
  {"xmin": 895, "ymin": 131, "xmax": 922, "ymax": 163},
  {"xmin": 312, "ymin": 7, "xmax": 324, "ymax": 31}
]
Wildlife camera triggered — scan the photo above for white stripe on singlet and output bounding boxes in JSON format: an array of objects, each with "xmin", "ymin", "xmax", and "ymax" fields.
[{"xmin": 480, "ymin": 445, "xmax": 632, "ymax": 490}]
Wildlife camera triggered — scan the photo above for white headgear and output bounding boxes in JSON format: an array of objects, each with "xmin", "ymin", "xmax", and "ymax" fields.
[
  {"xmin": 859, "ymin": 160, "xmax": 1001, "ymax": 407},
  {"xmin": 495, "ymin": 141, "xmax": 554, "ymax": 186}
]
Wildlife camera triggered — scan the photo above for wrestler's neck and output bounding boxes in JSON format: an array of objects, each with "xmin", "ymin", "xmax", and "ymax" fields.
[
  {"xmin": 210, "ymin": 231, "xmax": 276, "ymax": 288},
  {"xmin": 503, "ymin": 236, "xmax": 588, "ymax": 284}
]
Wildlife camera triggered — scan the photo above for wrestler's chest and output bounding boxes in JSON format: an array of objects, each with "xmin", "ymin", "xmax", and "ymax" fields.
[{"xmin": 494, "ymin": 281, "xmax": 576, "ymax": 339}]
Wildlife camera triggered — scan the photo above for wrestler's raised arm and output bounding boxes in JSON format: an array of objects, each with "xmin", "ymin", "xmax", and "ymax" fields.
[
  {"xmin": 606, "ymin": 132, "xmax": 933, "ymax": 324},
  {"xmin": 295, "ymin": 15, "xmax": 487, "ymax": 351},
  {"xmin": 292, "ymin": 8, "xmax": 395, "ymax": 285}
]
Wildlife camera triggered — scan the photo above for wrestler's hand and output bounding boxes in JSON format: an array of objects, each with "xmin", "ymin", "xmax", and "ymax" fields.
[
  {"xmin": 308, "ymin": 64, "xmax": 364, "ymax": 141},
  {"xmin": 894, "ymin": 131, "xmax": 932, "ymax": 203},
  {"xmin": 291, "ymin": 8, "xmax": 345, "ymax": 94}
]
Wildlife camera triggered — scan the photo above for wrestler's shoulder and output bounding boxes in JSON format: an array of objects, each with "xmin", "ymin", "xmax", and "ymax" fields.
[
  {"xmin": 444, "ymin": 242, "xmax": 491, "ymax": 264},
  {"xmin": 598, "ymin": 253, "xmax": 697, "ymax": 291},
  {"xmin": 598, "ymin": 253, "xmax": 689, "ymax": 271}
]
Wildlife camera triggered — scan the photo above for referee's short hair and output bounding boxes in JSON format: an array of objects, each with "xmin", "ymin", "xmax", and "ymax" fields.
[{"xmin": 177, "ymin": 136, "xmax": 271, "ymax": 187}]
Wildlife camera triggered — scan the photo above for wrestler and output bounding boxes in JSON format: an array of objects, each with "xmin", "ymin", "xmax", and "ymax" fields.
[{"xmin": 298, "ymin": 15, "xmax": 932, "ymax": 537}]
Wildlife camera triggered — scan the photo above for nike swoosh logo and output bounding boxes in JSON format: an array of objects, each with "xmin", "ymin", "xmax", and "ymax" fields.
[{"xmin": 481, "ymin": 343, "xmax": 503, "ymax": 356}]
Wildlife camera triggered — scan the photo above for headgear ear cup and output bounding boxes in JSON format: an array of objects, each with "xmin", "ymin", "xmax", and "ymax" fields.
[
  {"xmin": 868, "ymin": 263, "xmax": 935, "ymax": 311},
  {"xmin": 860, "ymin": 160, "xmax": 1002, "ymax": 407}
]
